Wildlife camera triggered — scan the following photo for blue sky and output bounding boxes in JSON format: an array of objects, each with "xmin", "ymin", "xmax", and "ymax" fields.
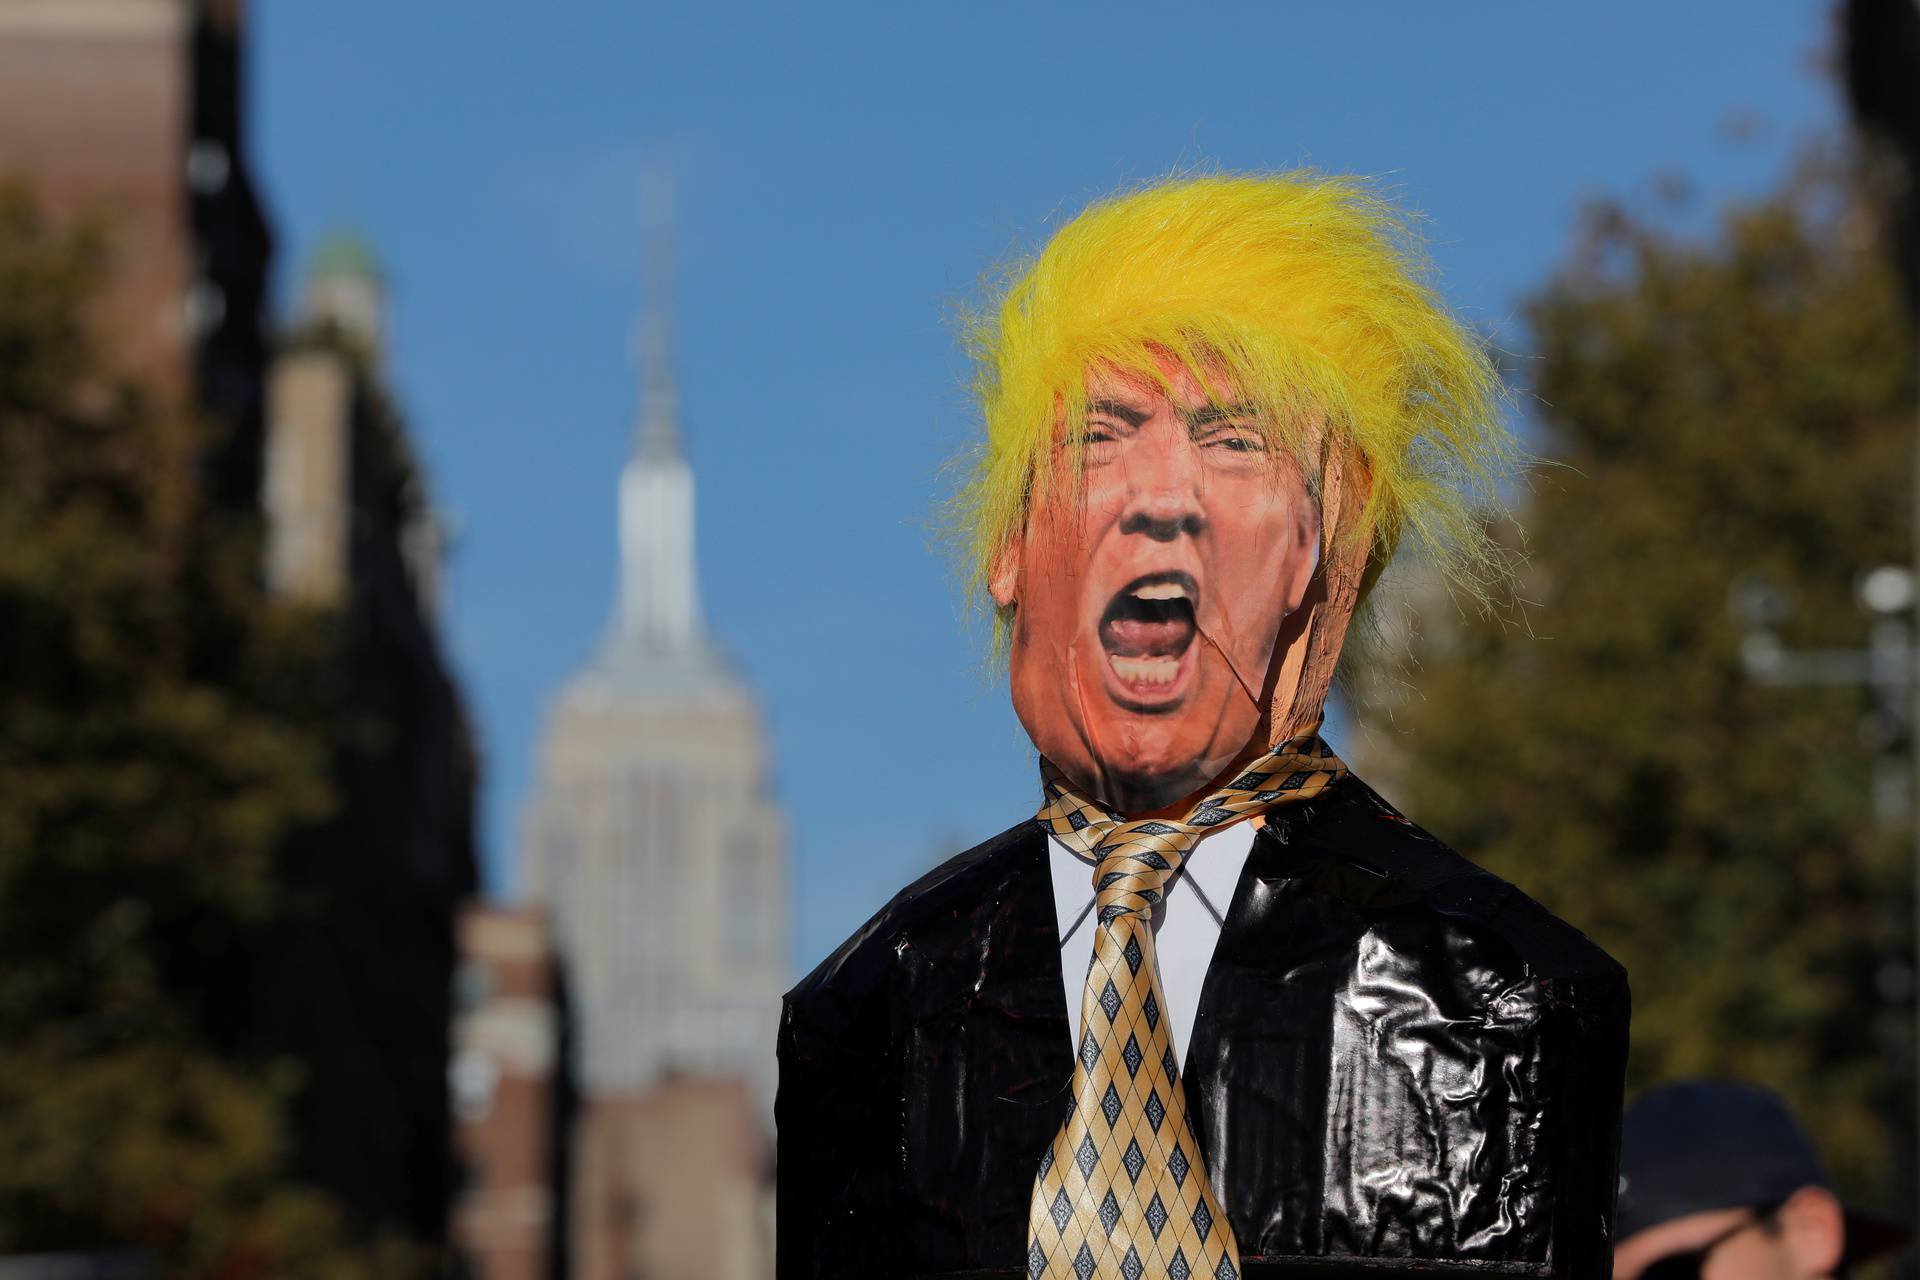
[{"xmin": 255, "ymin": 2, "xmax": 1840, "ymax": 974}]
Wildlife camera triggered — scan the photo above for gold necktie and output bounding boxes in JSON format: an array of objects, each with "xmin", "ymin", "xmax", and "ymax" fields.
[{"xmin": 1025, "ymin": 731, "xmax": 1347, "ymax": 1280}]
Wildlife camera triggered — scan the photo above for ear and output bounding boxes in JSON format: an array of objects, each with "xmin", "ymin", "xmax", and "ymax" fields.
[
  {"xmin": 1267, "ymin": 443, "xmax": 1372, "ymax": 745},
  {"xmin": 989, "ymin": 536, "xmax": 1022, "ymax": 609},
  {"xmin": 1777, "ymin": 1186, "xmax": 1846, "ymax": 1280}
]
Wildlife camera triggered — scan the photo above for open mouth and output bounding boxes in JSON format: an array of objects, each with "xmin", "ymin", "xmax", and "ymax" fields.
[{"xmin": 1098, "ymin": 571, "xmax": 1199, "ymax": 705}]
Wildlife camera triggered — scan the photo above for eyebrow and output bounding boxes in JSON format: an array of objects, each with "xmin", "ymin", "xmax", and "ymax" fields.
[
  {"xmin": 1086, "ymin": 398, "xmax": 1151, "ymax": 428},
  {"xmin": 1183, "ymin": 401, "xmax": 1260, "ymax": 429}
]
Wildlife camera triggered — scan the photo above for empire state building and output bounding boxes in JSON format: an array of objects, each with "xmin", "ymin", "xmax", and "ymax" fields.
[{"xmin": 519, "ymin": 237, "xmax": 787, "ymax": 1116}]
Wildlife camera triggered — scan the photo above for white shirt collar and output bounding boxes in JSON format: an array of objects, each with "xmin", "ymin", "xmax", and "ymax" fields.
[
  {"xmin": 1048, "ymin": 819, "xmax": 1258, "ymax": 941},
  {"xmin": 1187, "ymin": 822, "xmax": 1253, "ymax": 916}
]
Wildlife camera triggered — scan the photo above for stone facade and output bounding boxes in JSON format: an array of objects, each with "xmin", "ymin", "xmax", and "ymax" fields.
[
  {"xmin": 522, "ymin": 646, "xmax": 786, "ymax": 1107},
  {"xmin": 519, "ymin": 217, "xmax": 786, "ymax": 1276},
  {"xmin": 521, "ymin": 227, "xmax": 787, "ymax": 1112}
]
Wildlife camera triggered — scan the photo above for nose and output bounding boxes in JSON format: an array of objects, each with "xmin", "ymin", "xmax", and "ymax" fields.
[{"xmin": 1117, "ymin": 433, "xmax": 1205, "ymax": 543}]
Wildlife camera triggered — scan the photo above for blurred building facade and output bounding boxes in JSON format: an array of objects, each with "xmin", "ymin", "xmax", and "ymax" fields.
[
  {"xmin": 0, "ymin": 0, "xmax": 271, "ymax": 505},
  {"xmin": 573, "ymin": 1081, "xmax": 767, "ymax": 1280},
  {"xmin": 451, "ymin": 906, "xmax": 575, "ymax": 1280},
  {"xmin": 520, "ymin": 228, "xmax": 785, "ymax": 1278},
  {"xmin": 0, "ymin": 0, "xmax": 480, "ymax": 1255},
  {"xmin": 262, "ymin": 238, "xmax": 480, "ymax": 1243}
]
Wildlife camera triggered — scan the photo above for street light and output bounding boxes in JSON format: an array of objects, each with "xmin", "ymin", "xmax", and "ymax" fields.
[{"xmin": 1732, "ymin": 560, "xmax": 1919, "ymax": 1225}]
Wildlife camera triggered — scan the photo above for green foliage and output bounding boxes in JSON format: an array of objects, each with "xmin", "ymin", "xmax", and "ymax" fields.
[
  {"xmin": 1369, "ymin": 152, "xmax": 1917, "ymax": 1199},
  {"xmin": 0, "ymin": 183, "xmax": 413, "ymax": 1275}
]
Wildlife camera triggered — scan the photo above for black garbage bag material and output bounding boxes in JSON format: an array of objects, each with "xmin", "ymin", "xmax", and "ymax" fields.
[{"xmin": 777, "ymin": 776, "xmax": 1629, "ymax": 1280}]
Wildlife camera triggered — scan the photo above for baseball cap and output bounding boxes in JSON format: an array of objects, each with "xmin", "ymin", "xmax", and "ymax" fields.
[{"xmin": 1617, "ymin": 1080, "xmax": 1908, "ymax": 1263}]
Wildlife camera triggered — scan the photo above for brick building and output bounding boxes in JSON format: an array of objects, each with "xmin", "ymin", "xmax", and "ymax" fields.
[
  {"xmin": 451, "ymin": 907, "xmax": 574, "ymax": 1280},
  {"xmin": 573, "ymin": 1081, "xmax": 768, "ymax": 1280},
  {"xmin": 0, "ymin": 0, "xmax": 271, "ymax": 504}
]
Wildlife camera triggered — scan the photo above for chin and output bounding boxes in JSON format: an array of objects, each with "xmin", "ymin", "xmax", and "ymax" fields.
[
  {"xmin": 1100, "ymin": 764, "xmax": 1209, "ymax": 814},
  {"xmin": 1087, "ymin": 728, "xmax": 1213, "ymax": 813},
  {"xmin": 1097, "ymin": 677, "xmax": 1256, "ymax": 792}
]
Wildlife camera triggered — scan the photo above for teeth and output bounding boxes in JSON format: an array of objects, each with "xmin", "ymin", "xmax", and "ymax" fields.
[
  {"xmin": 1133, "ymin": 581, "xmax": 1188, "ymax": 601},
  {"xmin": 1110, "ymin": 655, "xmax": 1180, "ymax": 686}
]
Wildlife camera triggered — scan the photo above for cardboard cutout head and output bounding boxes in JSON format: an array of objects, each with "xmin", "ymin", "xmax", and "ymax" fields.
[
  {"xmin": 958, "ymin": 173, "xmax": 1511, "ymax": 814},
  {"xmin": 991, "ymin": 355, "xmax": 1358, "ymax": 812}
]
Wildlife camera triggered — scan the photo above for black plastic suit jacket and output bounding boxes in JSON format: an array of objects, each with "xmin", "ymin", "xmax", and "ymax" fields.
[{"xmin": 777, "ymin": 776, "xmax": 1629, "ymax": 1280}]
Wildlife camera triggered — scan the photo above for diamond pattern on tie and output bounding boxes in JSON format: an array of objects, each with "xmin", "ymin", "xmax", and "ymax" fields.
[
  {"xmin": 1098, "ymin": 1189, "xmax": 1122, "ymax": 1237},
  {"xmin": 1026, "ymin": 731, "xmax": 1348, "ymax": 1279}
]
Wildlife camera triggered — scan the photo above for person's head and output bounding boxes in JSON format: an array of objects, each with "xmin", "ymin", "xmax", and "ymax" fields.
[
  {"xmin": 957, "ymin": 172, "xmax": 1509, "ymax": 812},
  {"xmin": 1613, "ymin": 1081, "xmax": 1903, "ymax": 1280}
]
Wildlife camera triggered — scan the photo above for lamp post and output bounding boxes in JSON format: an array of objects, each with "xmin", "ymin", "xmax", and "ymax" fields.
[
  {"xmin": 1734, "ymin": 563, "xmax": 1918, "ymax": 1224},
  {"xmin": 1843, "ymin": 0, "xmax": 1920, "ymax": 1233},
  {"xmin": 1736, "ymin": 567, "xmax": 1913, "ymax": 823}
]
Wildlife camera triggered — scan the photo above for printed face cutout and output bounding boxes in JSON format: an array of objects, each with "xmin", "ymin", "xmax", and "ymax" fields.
[{"xmin": 995, "ymin": 356, "xmax": 1323, "ymax": 813}]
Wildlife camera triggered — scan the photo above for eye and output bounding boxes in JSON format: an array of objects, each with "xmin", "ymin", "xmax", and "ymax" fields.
[
  {"xmin": 1078, "ymin": 417, "xmax": 1124, "ymax": 451},
  {"xmin": 1203, "ymin": 429, "xmax": 1266, "ymax": 453}
]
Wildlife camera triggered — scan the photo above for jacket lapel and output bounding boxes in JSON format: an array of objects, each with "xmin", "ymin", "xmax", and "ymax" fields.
[{"xmin": 1182, "ymin": 815, "xmax": 1343, "ymax": 1259}]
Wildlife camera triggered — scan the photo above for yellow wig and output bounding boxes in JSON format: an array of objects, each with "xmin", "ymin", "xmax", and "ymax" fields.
[{"xmin": 956, "ymin": 171, "xmax": 1512, "ymax": 644}]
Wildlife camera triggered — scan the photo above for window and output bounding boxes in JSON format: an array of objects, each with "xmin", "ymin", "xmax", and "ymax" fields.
[{"xmin": 724, "ymin": 834, "xmax": 765, "ymax": 964}]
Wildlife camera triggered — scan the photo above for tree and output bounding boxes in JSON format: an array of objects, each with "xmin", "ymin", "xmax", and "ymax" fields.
[
  {"xmin": 0, "ymin": 182, "xmax": 386, "ymax": 1275},
  {"xmin": 1366, "ymin": 151, "xmax": 1917, "ymax": 1198}
]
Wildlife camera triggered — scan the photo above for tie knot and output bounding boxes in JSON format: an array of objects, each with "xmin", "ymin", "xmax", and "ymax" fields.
[
  {"xmin": 1036, "ymin": 731, "xmax": 1350, "ymax": 928},
  {"xmin": 1089, "ymin": 821, "xmax": 1197, "ymax": 924}
]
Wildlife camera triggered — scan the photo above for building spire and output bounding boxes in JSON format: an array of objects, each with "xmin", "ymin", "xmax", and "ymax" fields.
[
  {"xmin": 636, "ymin": 166, "xmax": 679, "ymax": 461},
  {"xmin": 615, "ymin": 158, "xmax": 702, "ymax": 650}
]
